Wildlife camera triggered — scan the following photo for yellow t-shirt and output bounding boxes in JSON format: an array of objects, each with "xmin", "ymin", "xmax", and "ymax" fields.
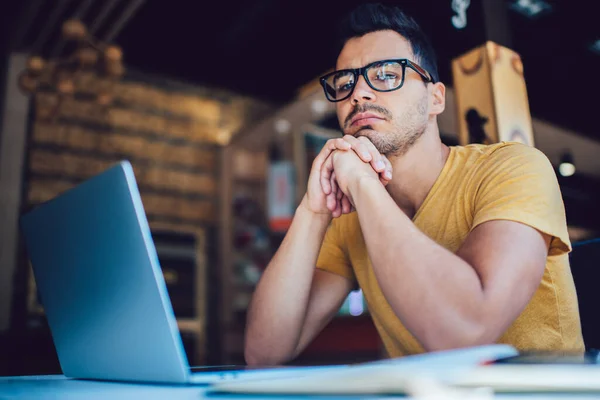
[{"xmin": 316, "ymin": 142, "xmax": 584, "ymax": 357}]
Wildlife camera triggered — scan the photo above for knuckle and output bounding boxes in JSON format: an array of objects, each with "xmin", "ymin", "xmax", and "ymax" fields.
[
  {"xmin": 357, "ymin": 136, "xmax": 371, "ymax": 145},
  {"xmin": 360, "ymin": 136, "xmax": 377, "ymax": 150},
  {"xmin": 344, "ymin": 136, "xmax": 356, "ymax": 145}
]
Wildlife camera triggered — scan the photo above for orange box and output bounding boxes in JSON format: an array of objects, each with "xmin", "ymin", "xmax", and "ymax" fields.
[{"xmin": 452, "ymin": 41, "xmax": 535, "ymax": 147}]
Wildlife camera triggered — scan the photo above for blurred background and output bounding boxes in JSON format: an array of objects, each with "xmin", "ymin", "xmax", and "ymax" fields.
[{"xmin": 0, "ymin": 0, "xmax": 599, "ymax": 376}]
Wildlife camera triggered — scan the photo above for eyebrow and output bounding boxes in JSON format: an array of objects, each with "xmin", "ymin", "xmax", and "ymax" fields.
[{"xmin": 337, "ymin": 56, "xmax": 413, "ymax": 70}]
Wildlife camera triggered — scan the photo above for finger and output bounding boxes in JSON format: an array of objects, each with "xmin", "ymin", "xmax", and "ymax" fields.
[
  {"xmin": 333, "ymin": 137, "xmax": 352, "ymax": 151},
  {"xmin": 331, "ymin": 192, "xmax": 342, "ymax": 217},
  {"xmin": 381, "ymin": 155, "xmax": 393, "ymax": 181},
  {"xmin": 378, "ymin": 156, "xmax": 392, "ymax": 186},
  {"xmin": 356, "ymin": 136, "xmax": 386, "ymax": 173},
  {"xmin": 326, "ymin": 191, "xmax": 337, "ymax": 211},
  {"xmin": 311, "ymin": 138, "xmax": 348, "ymax": 177},
  {"xmin": 320, "ymin": 153, "xmax": 335, "ymax": 195},
  {"xmin": 331, "ymin": 172, "xmax": 343, "ymax": 201},
  {"xmin": 341, "ymin": 195, "xmax": 352, "ymax": 214},
  {"xmin": 326, "ymin": 187, "xmax": 337, "ymax": 211},
  {"xmin": 329, "ymin": 184, "xmax": 342, "ymax": 218},
  {"xmin": 327, "ymin": 172, "xmax": 339, "ymax": 211},
  {"xmin": 332, "ymin": 200, "xmax": 342, "ymax": 218},
  {"xmin": 342, "ymin": 135, "xmax": 373, "ymax": 162},
  {"xmin": 329, "ymin": 170, "xmax": 343, "ymax": 217}
]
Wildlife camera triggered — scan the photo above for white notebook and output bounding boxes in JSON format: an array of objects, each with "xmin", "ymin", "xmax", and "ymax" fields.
[{"xmin": 210, "ymin": 345, "xmax": 521, "ymax": 395}]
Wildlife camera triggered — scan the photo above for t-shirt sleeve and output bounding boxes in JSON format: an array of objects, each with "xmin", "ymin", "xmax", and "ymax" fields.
[
  {"xmin": 471, "ymin": 143, "xmax": 571, "ymax": 256},
  {"xmin": 316, "ymin": 218, "xmax": 356, "ymax": 282}
]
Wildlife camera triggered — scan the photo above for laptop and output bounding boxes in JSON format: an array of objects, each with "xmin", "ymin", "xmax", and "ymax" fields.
[{"xmin": 20, "ymin": 161, "xmax": 344, "ymax": 384}]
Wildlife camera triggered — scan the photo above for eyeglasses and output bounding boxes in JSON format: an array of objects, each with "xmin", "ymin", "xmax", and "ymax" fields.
[{"xmin": 319, "ymin": 58, "xmax": 436, "ymax": 102}]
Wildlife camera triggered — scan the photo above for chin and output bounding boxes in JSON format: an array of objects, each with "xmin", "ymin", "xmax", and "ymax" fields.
[
  {"xmin": 354, "ymin": 126, "xmax": 379, "ymax": 138},
  {"xmin": 352, "ymin": 125, "xmax": 377, "ymax": 137},
  {"xmin": 353, "ymin": 129, "xmax": 398, "ymax": 155}
]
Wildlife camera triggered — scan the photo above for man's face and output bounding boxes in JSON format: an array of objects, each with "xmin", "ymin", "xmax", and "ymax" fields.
[{"xmin": 335, "ymin": 30, "xmax": 432, "ymax": 157}]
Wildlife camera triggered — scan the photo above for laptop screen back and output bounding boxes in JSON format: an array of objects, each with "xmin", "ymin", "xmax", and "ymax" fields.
[{"xmin": 20, "ymin": 161, "xmax": 190, "ymax": 383}]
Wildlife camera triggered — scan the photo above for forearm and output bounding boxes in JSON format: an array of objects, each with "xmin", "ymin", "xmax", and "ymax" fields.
[
  {"xmin": 350, "ymin": 177, "xmax": 489, "ymax": 351},
  {"xmin": 245, "ymin": 199, "xmax": 331, "ymax": 365}
]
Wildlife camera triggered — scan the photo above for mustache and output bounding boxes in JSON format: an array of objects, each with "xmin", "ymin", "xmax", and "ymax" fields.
[{"xmin": 344, "ymin": 103, "xmax": 393, "ymax": 129}]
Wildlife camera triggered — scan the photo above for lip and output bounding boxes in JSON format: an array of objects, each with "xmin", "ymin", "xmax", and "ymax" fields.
[{"xmin": 351, "ymin": 112, "xmax": 385, "ymax": 126}]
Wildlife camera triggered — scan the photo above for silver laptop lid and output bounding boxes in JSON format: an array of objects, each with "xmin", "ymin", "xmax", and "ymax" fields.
[{"xmin": 20, "ymin": 161, "xmax": 190, "ymax": 384}]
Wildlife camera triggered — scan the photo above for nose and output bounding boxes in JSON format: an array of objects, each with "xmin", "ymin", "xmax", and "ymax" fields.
[{"xmin": 350, "ymin": 74, "xmax": 376, "ymax": 104}]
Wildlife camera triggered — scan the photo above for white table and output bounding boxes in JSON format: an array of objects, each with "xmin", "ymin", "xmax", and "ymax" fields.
[{"xmin": 1, "ymin": 375, "xmax": 600, "ymax": 400}]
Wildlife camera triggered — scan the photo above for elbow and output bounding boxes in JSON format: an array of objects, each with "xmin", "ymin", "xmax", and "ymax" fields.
[
  {"xmin": 244, "ymin": 347, "xmax": 289, "ymax": 367},
  {"xmin": 244, "ymin": 337, "xmax": 268, "ymax": 366},
  {"xmin": 244, "ymin": 337, "xmax": 293, "ymax": 367},
  {"xmin": 244, "ymin": 346, "xmax": 263, "ymax": 367},
  {"xmin": 420, "ymin": 320, "xmax": 495, "ymax": 353}
]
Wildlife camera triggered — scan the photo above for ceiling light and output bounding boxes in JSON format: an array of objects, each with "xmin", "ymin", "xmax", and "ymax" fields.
[
  {"xmin": 509, "ymin": 0, "xmax": 552, "ymax": 18},
  {"xmin": 311, "ymin": 99, "xmax": 328, "ymax": 116},
  {"xmin": 274, "ymin": 119, "xmax": 291, "ymax": 135},
  {"xmin": 559, "ymin": 152, "xmax": 575, "ymax": 177}
]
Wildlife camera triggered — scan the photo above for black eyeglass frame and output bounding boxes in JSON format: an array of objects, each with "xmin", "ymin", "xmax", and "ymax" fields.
[{"xmin": 319, "ymin": 58, "xmax": 436, "ymax": 102}]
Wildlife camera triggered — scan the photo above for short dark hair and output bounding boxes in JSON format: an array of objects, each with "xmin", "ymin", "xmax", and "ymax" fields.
[{"xmin": 335, "ymin": 3, "xmax": 439, "ymax": 83}]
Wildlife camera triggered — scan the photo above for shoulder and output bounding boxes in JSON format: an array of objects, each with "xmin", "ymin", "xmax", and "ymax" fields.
[
  {"xmin": 453, "ymin": 142, "xmax": 554, "ymax": 178},
  {"xmin": 485, "ymin": 141, "xmax": 549, "ymax": 162},
  {"xmin": 453, "ymin": 141, "xmax": 549, "ymax": 163}
]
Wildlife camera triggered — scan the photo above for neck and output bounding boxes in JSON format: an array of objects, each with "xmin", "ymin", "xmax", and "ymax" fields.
[{"xmin": 385, "ymin": 123, "xmax": 450, "ymax": 218}]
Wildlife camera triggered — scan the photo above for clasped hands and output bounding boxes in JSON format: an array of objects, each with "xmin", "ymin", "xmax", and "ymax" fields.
[{"xmin": 306, "ymin": 134, "xmax": 393, "ymax": 219}]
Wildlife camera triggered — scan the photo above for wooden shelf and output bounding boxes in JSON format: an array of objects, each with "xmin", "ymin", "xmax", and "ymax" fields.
[
  {"xmin": 234, "ymin": 176, "xmax": 264, "ymax": 185},
  {"xmin": 177, "ymin": 317, "xmax": 203, "ymax": 334}
]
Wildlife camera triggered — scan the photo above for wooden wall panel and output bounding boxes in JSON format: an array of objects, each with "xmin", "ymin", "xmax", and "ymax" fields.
[
  {"xmin": 29, "ymin": 149, "xmax": 217, "ymax": 196},
  {"xmin": 142, "ymin": 194, "xmax": 215, "ymax": 223},
  {"xmin": 29, "ymin": 149, "xmax": 109, "ymax": 178},
  {"xmin": 36, "ymin": 94, "xmax": 222, "ymax": 145},
  {"xmin": 133, "ymin": 166, "xmax": 216, "ymax": 195},
  {"xmin": 27, "ymin": 179, "xmax": 74, "ymax": 204},
  {"xmin": 32, "ymin": 122, "xmax": 217, "ymax": 171},
  {"xmin": 26, "ymin": 179, "xmax": 216, "ymax": 223},
  {"xmin": 68, "ymin": 72, "xmax": 223, "ymax": 124},
  {"xmin": 26, "ymin": 70, "xmax": 272, "ymax": 245}
]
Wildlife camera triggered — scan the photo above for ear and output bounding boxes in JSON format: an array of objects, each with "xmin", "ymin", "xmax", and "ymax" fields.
[{"xmin": 430, "ymin": 82, "xmax": 446, "ymax": 116}]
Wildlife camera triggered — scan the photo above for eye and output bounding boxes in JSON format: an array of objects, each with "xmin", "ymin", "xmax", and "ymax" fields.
[
  {"xmin": 369, "ymin": 62, "xmax": 403, "ymax": 85},
  {"xmin": 338, "ymin": 82, "xmax": 354, "ymax": 91},
  {"xmin": 333, "ymin": 73, "xmax": 355, "ymax": 92},
  {"xmin": 375, "ymin": 71, "xmax": 399, "ymax": 81}
]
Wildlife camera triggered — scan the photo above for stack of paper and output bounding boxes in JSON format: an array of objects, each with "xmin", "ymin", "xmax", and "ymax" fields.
[
  {"xmin": 210, "ymin": 345, "xmax": 600, "ymax": 396},
  {"xmin": 454, "ymin": 364, "xmax": 600, "ymax": 392},
  {"xmin": 210, "ymin": 345, "xmax": 517, "ymax": 395}
]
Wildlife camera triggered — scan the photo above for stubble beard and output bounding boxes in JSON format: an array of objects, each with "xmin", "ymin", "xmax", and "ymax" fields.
[{"xmin": 352, "ymin": 96, "xmax": 429, "ymax": 158}]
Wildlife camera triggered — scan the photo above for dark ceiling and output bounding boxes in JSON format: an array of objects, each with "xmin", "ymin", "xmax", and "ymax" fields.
[{"xmin": 3, "ymin": 0, "xmax": 599, "ymax": 142}]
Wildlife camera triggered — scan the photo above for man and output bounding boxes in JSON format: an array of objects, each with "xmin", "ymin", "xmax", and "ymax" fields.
[{"xmin": 244, "ymin": 3, "xmax": 583, "ymax": 365}]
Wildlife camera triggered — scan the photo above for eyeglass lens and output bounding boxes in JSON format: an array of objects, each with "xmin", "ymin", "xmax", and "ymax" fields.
[{"xmin": 323, "ymin": 61, "xmax": 404, "ymax": 101}]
